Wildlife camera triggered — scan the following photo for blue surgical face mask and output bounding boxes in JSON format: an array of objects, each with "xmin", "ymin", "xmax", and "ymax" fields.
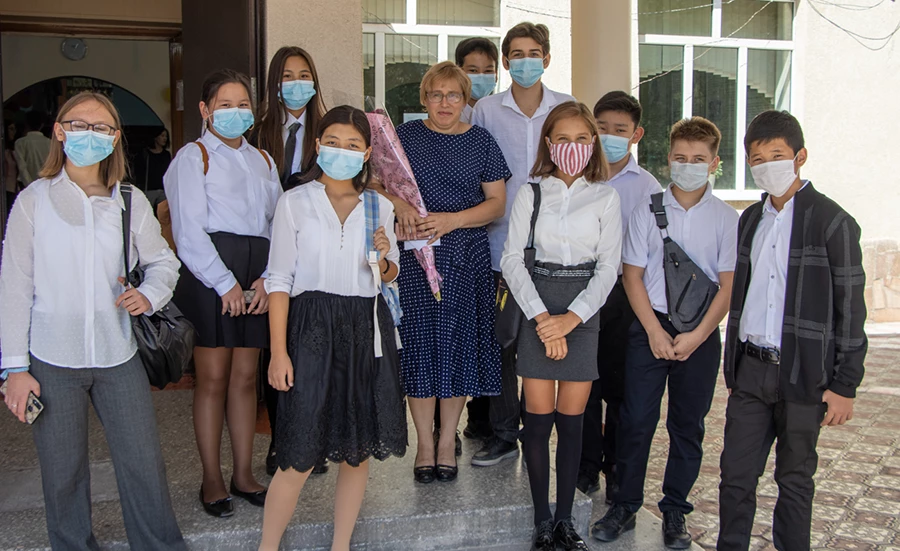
[
  {"xmin": 468, "ymin": 73, "xmax": 496, "ymax": 100},
  {"xmin": 670, "ymin": 161, "xmax": 712, "ymax": 192},
  {"xmin": 508, "ymin": 58, "xmax": 544, "ymax": 89},
  {"xmin": 63, "ymin": 130, "xmax": 116, "ymax": 167},
  {"xmin": 317, "ymin": 145, "xmax": 366, "ymax": 181},
  {"xmin": 600, "ymin": 134, "xmax": 633, "ymax": 164},
  {"xmin": 209, "ymin": 107, "xmax": 254, "ymax": 139},
  {"xmin": 280, "ymin": 79, "xmax": 317, "ymax": 110}
]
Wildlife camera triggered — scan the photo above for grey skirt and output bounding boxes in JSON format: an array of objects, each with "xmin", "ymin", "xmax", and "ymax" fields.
[{"xmin": 516, "ymin": 262, "xmax": 600, "ymax": 382}]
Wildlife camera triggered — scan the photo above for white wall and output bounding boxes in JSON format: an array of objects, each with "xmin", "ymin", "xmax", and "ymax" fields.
[
  {"xmin": 1, "ymin": 34, "xmax": 171, "ymax": 130},
  {"xmin": 500, "ymin": 0, "xmax": 573, "ymax": 95}
]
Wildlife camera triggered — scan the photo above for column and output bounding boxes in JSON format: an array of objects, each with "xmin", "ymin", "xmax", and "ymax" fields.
[{"xmin": 571, "ymin": 0, "xmax": 635, "ymax": 105}]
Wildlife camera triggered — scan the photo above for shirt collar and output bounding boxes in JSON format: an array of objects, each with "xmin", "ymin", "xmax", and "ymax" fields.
[
  {"xmin": 763, "ymin": 179, "xmax": 809, "ymax": 215},
  {"xmin": 284, "ymin": 108, "xmax": 307, "ymax": 129},
  {"xmin": 662, "ymin": 181, "xmax": 713, "ymax": 210},
  {"xmin": 310, "ymin": 179, "xmax": 365, "ymax": 200},
  {"xmin": 606, "ymin": 155, "xmax": 640, "ymax": 184},
  {"xmin": 200, "ymin": 130, "xmax": 251, "ymax": 152},
  {"xmin": 51, "ymin": 168, "xmax": 125, "ymax": 209},
  {"xmin": 539, "ymin": 174, "xmax": 589, "ymax": 190},
  {"xmin": 500, "ymin": 83, "xmax": 557, "ymax": 119}
]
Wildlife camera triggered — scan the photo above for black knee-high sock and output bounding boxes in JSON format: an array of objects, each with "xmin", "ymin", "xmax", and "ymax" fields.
[
  {"xmin": 555, "ymin": 411, "xmax": 585, "ymax": 522},
  {"xmin": 524, "ymin": 411, "xmax": 555, "ymax": 525}
]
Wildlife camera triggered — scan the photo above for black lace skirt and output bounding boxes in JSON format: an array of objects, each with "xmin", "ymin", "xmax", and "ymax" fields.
[{"xmin": 274, "ymin": 291, "xmax": 408, "ymax": 472}]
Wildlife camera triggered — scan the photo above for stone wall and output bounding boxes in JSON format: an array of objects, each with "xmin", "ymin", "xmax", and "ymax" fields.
[{"xmin": 864, "ymin": 239, "xmax": 900, "ymax": 323}]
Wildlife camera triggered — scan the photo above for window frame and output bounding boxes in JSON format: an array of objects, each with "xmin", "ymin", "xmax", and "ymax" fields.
[{"xmin": 637, "ymin": 0, "xmax": 796, "ymax": 201}]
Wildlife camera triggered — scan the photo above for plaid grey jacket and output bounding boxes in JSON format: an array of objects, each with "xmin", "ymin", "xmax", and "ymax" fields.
[{"xmin": 723, "ymin": 183, "xmax": 867, "ymax": 403}]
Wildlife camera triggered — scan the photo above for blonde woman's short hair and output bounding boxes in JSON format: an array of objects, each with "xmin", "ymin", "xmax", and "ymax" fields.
[{"xmin": 420, "ymin": 61, "xmax": 472, "ymax": 107}]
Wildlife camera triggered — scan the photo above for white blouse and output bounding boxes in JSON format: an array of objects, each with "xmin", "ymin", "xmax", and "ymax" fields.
[
  {"xmin": 500, "ymin": 175, "xmax": 622, "ymax": 323},
  {"xmin": 265, "ymin": 181, "xmax": 400, "ymax": 297},
  {"xmin": 163, "ymin": 132, "xmax": 282, "ymax": 296},
  {"xmin": 0, "ymin": 172, "xmax": 181, "ymax": 370}
]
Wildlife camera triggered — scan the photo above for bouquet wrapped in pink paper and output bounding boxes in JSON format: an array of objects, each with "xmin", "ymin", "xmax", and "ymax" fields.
[{"xmin": 366, "ymin": 111, "xmax": 443, "ymax": 301}]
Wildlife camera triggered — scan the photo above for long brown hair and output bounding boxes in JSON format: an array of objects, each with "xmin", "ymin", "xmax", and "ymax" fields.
[
  {"xmin": 295, "ymin": 105, "xmax": 371, "ymax": 193},
  {"xmin": 257, "ymin": 47, "xmax": 327, "ymax": 176},
  {"xmin": 40, "ymin": 91, "xmax": 127, "ymax": 188},
  {"xmin": 530, "ymin": 101, "xmax": 609, "ymax": 183}
]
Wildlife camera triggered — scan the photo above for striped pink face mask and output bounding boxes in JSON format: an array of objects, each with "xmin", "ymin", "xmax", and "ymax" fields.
[{"xmin": 547, "ymin": 139, "xmax": 595, "ymax": 177}]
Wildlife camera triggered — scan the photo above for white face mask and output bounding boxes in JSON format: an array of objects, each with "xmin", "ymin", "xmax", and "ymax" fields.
[
  {"xmin": 670, "ymin": 161, "xmax": 711, "ymax": 192},
  {"xmin": 750, "ymin": 157, "xmax": 798, "ymax": 198}
]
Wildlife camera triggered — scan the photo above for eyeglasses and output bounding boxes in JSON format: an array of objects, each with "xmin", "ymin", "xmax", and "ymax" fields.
[
  {"xmin": 425, "ymin": 91, "xmax": 464, "ymax": 105},
  {"xmin": 61, "ymin": 120, "xmax": 117, "ymax": 135}
]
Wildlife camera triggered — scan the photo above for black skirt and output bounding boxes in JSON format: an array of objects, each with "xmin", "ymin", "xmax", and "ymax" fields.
[
  {"xmin": 173, "ymin": 231, "xmax": 269, "ymax": 349},
  {"xmin": 275, "ymin": 292, "xmax": 408, "ymax": 472}
]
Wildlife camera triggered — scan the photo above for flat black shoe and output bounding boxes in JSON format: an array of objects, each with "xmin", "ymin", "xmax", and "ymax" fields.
[
  {"xmin": 576, "ymin": 471, "xmax": 600, "ymax": 495},
  {"xmin": 414, "ymin": 465, "xmax": 436, "ymax": 484},
  {"xmin": 554, "ymin": 517, "xmax": 589, "ymax": 550},
  {"xmin": 199, "ymin": 486, "xmax": 234, "ymax": 518},
  {"xmin": 471, "ymin": 436, "xmax": 519, "ymax": 467},
  {"xmin": 229, "ymin": 479, "xmax": 267, "ymax": 507},
  {"xmin": 662, "ymin": 511, "xmax": 692, "ymax": 549},
  {"xmin": 265, "ymin": 442, "xmax": 277, "ymax": 476},
  {"xmin": 312, "ymin": 459, "xmax": 329, "ymax": 475},
  {"xmin": 530, "ymin": 519, "xmax": 555, "ymax": 551},
  {"xmin": 435, "ymin": 464, "xmax": 458, "ymax": 482},
  {"xmin": 590, "ymin": 504, "xmax": 636, "ymax": 542}
]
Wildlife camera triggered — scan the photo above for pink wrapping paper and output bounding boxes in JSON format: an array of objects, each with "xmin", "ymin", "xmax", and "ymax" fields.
[{"xmin": 366, "ymin": 112, "xmax": 443, "ymax": 301}]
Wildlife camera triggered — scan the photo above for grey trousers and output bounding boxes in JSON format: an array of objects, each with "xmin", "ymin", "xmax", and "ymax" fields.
[{"xmin": 30, "ymin": 354, "xmax": 187, "ymax": 551}]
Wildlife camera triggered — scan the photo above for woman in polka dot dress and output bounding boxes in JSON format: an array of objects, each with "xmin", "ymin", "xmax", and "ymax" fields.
[{"xmin": 382, "ymin": 61, "xmax": 510, "ymax": 483}]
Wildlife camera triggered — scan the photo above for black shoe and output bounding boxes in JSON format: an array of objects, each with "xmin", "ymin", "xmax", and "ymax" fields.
[
  {"xmin": 229, "ymin": 479, "xmax": 267, "ymax": 507},
  {"xmin": 554, "ymin": 517, "xmax": 589, "ymax": 550},
  {"xmin": 471, "ymin": 436, "xmax": 519, "ymax": 467},
  {"xmin": 199, "ymin": 486, "xmax": 234, "ymax": 518},
  {"xmin": 603, "ymin": 467, "xmax": 619, "ymax": 505},
  {"xmin": 265, "ymin": 442, "xmax": 277, "ymax": 476},
  {"xmin": 590, "ymin": 504, "xmax": 636, "ymax": 542},
  {"xmin": 414, "ymin": 465, "xmax": 436, "ymax": 484},
  {"xmin": 576, "ymin": 471, "xmax": 600, "ymax": 495},
  {"xmin": 435, "ymin": 464, "xmax": 458, "ymax": 482},
  {"xmin": 463, "ymin": 421, "xmax": 492, "ymax": 440},
  {"xmin": 662, "ymin": 511, "xmax": 692, "ymax": 549},
  {"xmin": 530, "ymin": 519, "xmax": 555, "ymax": 551},
  {"xmin": 312, "ymin": 459, "xmax": 329, "ymax": 475},
  {"xmin": 434, "ymin": 429, "xmax": 463, "ymax": 457}
]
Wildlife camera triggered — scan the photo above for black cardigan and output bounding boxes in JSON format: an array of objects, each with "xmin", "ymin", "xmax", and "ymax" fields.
[{"xmin": 723, "ymin": 183, "xmax": 867, "ymax": 404}]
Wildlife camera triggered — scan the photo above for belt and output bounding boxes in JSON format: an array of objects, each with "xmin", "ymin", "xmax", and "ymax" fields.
[
  {"xmin": 740, "ymin": 341, "xmax": 780, "ymax": 365},
  {"xmin": 532, "ymin": 261, "xmax": 595, "ymax": 279}
]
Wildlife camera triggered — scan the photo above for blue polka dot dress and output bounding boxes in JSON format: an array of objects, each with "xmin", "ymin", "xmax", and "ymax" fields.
[{"xmin": 396, "ymin": 120, "xmax": 512, "ymax": 399}]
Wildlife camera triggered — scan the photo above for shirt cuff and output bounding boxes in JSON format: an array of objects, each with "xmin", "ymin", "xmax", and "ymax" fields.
[
  {"xmin": 1, "ymin": 366, "xmax": 30, "ymax": 379},
  {"xmin": 568, "ymin": 299, "xmax": 593, "ymax": 324},
  {"xmin": 264, "ymin": 278, "xmax": 292, "ymax": 295},
  {"xmin": 213, "ymin": 273, "xmax": 239, "ymax": 297},
  {"xmin": 1, "ymin": 356, "xmax": 31, "ymax": 371},
  {"xmin": 827, "ymin": 380, "xmax": 857, "ymax": 399},
  {"xmin": 136, "ymin": 283, "xmax": 168, "ymax": 314},
  {"xmin": 522, "ymin": 298, "xmax": 549, "ymax": 321}
]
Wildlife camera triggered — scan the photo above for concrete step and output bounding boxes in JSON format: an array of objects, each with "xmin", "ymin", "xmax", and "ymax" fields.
[{"xmin": 0, "ymin": 390, "xmax": 700, "ymax": 551}]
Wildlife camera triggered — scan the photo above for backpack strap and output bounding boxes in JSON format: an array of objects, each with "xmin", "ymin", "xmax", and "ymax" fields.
[
  {"xmin": 194, "ymin": 141, "xmax": 209, "ymax": 176},
  {"xmin": 526, "ymin": 182, "xmax": 542, "ymax": 249},
  {"xmin": 120, "ymin": 183, "xmax": 134, "ymax": 285},
  {"xmin": 256, "ymin": 147, "xmax": 273, "ymax": 171},
  {"xmin": 649, "ymin": 192, "xmax": 668, "ymax": 230}
]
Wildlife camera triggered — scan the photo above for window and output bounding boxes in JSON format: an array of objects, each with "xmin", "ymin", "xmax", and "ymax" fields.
[
  {"xmin": 385, "ymin": 35, "xmax": 438, "ymax": 123},
  {"xmin": 363, "ymin": 0, "xmax": 406, "ymax": 24},
  {"xmin": 418, "ymin": 0, "xmax": 499, "ymax": 26},
  {"xmin": 638, "ymin": 0, "xmax": 794, "ymax": 198},
  {"xmin": 363, "ymin": 33, "xmax": 376, "ymax": 102}
]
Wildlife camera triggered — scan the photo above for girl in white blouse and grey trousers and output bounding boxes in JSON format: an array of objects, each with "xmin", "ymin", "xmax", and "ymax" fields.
[
  {"xmin": 501, "ymin": 102, "xmax": 622, "ymax": 551},
  {"xmin": 0, "ymin": 92, "xmax": 185, "ymax": 550}
]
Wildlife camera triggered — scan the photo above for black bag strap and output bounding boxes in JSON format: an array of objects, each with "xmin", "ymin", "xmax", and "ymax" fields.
[
  {"xmin": 649, "ymin": 192, "xmax": 668, "ymax": 230},
  {"xmin": 120, "ymin": 183, "xmax": 133, "ymax": 286},
  {"xmin": 526, "ymin": 182, "xmax": 542, "ymax": 249}
]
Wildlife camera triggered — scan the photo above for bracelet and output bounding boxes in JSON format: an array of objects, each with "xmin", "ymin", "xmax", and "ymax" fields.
[{"xmin": 381, "ymin": 259, "xmax": 390, "ymax": 275}]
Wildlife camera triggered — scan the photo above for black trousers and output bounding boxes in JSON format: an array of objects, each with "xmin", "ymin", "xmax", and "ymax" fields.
[
  {"xmin": 616, "ymin": 315, "xmax": 720, "ymax": 514},
  {"xmin": 717, "ymin": 354, "xmax": 826, "ymax": 551},
  {"xmin": 580, "ymin": 279, "xmax": 632, "ymax": 477},
  {"xmin": 488, "ymin": 270, "xmax": 524, "ymax": 444}
]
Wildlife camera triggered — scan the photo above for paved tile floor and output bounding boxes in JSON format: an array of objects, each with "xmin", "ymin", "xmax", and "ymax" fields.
[{"xmin": 639, "ymin": 333, "xmax": 900, "ymax": 550}]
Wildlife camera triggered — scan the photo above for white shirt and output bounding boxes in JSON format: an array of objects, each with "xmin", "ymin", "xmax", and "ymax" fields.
[
  {"xmin": 0, "ymin": 172, "xmax": 180, "ymax": 369},
  {"xmin": 164, "ymin": 132, "xmax": 282, "ymax": 296},
  {"xmin": 471, "ymin": 84, "xmax": 576, "ymax": 271},
  {"xmin": 281, "ymin": 109, "xmax": 307, "ymax": 176},
  {"xmin": 461, "ymin": 104, "xmax": 474, "ymax": 124},
  {"xmin": 265, "ymin": 181, "xmax": 399, "ymax": 298},
  {"xmin": 14, "ymin": 132, "xmax": 51, "ymax": 187},
  {"xmin": 623, "ymin": 183, "xmax": 739, "ymax": 314},
  {"xmin": 605, "ymin": 155, "xmax": 662, "ymax": 238},
  {"xmin": 738, "ymin": 183, "xmax": 807, "ymax": 348},
  {"xmin": 501, "ymin": 176, "xmax": 622, "ymax": 322}
]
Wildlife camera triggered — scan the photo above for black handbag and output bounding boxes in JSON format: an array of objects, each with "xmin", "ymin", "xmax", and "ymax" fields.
[
  {"xmin": 495, "ymin": 182, "xmax": 541, "ymax": 348},
  {"xmin": 120, "ymin": 184, "xmax": 196, "ymax": 389}
]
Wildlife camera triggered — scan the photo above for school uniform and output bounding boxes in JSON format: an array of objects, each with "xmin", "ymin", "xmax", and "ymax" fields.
[
  {"xmin": 0, "ymin": 173, "xmax": 185, "ymax": 551},
  {"xmin": 280, "ymin": 109, "xmax": 307, "ymax": 185},
  {"xmin": 164, "ymin": 131, "xmax": 281, "ymax": 348},
  {"xmin": 264, "ymin": 182, "xmax": 408, "ymax": 471},
  {"xmin": 471, "ymin": 84, "xmax": 575, "ymax": 446},
  {"xmin": 615, "ymin": 183, "xmax": 738, "ymax": 516},
  {"xmin": 580, "ymin": 155, "xmax": 662, "ymax": 484},
  {"xmin": 718, "ymin": 182, "xmax": 866, "ymax": 551}
]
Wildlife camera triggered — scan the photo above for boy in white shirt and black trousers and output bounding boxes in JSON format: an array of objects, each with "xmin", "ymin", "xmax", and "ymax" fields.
[
  {"xmin": 593, "ymin": 117, "xmax": 738, "ymax": 549},
  {"xmin": 717, "ymin": 111, "xmax": 866, "ymax": 551}
]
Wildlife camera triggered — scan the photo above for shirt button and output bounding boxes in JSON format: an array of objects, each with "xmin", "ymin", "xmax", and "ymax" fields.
[{"xmin": 770, "ymin": 275, "xmax": 775, "ymax": 279}]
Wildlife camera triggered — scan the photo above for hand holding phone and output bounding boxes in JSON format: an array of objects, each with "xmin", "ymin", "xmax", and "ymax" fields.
[{"xmin": 1, "ymin": 378, "xmax": 44, "ymax": 424}]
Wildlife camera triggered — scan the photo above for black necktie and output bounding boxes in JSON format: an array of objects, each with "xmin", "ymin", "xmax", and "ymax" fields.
[{"xmin": 281, "ymin": 122, "xmax": 302, "ymax": 185}]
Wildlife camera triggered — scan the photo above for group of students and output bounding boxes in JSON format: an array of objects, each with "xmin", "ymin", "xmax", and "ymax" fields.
[{"xmin": 0, "ymin": 19, "xmax": 866, "ymax": 551}]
